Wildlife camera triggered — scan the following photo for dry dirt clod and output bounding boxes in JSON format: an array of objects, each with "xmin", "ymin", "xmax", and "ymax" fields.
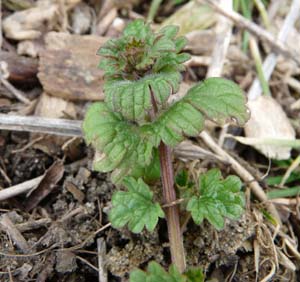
[{"xmin": 55, "ymin": 251, "xmax": 77, "ymax": 273}]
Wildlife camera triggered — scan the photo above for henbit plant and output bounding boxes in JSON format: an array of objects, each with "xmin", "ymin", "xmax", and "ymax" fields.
[{"xmin": 83, "ymin": 19, "xmax": 250, "ymax": 278}]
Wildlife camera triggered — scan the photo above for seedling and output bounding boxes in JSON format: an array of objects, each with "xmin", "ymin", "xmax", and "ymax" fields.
[{"xmin": 83, "ymin": 19, "xmax": 250, "ymax": 279}]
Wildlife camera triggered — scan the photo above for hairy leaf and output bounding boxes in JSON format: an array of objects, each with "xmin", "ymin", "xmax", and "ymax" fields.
[
  {"xmin": 185, "ymin": 268, "xmax": 205, "ymax": 282},
  {"xmin": 153, "ymin": 98, "xmax": 205, "ymax": 146},
  {"xmin": 150, "ymin": 78, "xmax": 249, "ymax": 147},
  {"xmin": 184, "ymin": 78, "xmax": 250, "ymax": 125},
  {"xmin": 104, "ymin": 71, "xmax": 181, "ymax": 122},
  {"xmin": 186, "ymin": 169, "xmax": 245, "ymax": 230},
  {"xmin": 98, "ymin": 19, "xmax": 190, "ymax": 122},
  {"xmin": 109, "ymin": 177, "xmax": 164, "ymax": 233},
  {"xmin": 82, "ymin": 102, "xmax": 156, "ymax": 182}
]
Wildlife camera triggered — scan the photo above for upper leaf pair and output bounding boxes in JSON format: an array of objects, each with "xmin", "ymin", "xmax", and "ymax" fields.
[
  {"xmin": 98, "ymin": 19, "xmax": 190, "ymax": 123},
  {"xmin": 83, "ymin": 19, "xmax": 249, "ymax": 183},
  {"xmin": 83, "ymin": 77, "xmax": 249, "ymax": 182}
]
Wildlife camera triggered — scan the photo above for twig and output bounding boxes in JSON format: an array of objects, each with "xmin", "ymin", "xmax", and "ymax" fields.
[
  {"xmin": 184, "ymin": 56, "xmax": 211, "ymax": 67},
  {"xmin": 206, "ymin": 0, "xmax": 233, "ymax": 77},
  {"xmin": 0, "ymin": 114, "xmax": 82, "ymax": 137},
  {"xmin": 0, "ymin": 214, "xmax": 30, "ymax": 252},
  {"xmin": 0, "ymin": 77, "xmax": 31, "ymax": 104},
  {"xmin": 16, "ymin": 218, "xmax": 52, "ymax": 232},
  {"xmin": 202, "ymin": 0, "xmax": 300, "ymax": 65},
  {"xmin": 11, "ymin": 136, "xmax": 44, "ymax": 154},
  {"xmin": 58, "ymin": 206, "xmax": 85, "ymax": 222},
  {"xmin": 96, "ymin": 8, "xmax": 117, "ymax": 35},
  {"xmin": 248, "ymin": 0, "xmax": 300, "ymax": 100},
  {"xmin": 199, "ymin": 131, "xmax": 282, "ymax": 224},
  {"xmin": 76, "ymin": 255, "xmax": 99, "ymax": 273},
  {"xmin": 0, "ymin": 167, "xmax": 11, "ymax": 184},
  {"xmin": 0, "ymin": 175, "xmax": 44, "ymax": 201},
  {"xmin": 271, "ymin": 198, "xmax": 300, "ymax": 206},
  {"xmin": 280, "ymin": 155, "xmax": 300, "ymax": 186},
  {"xmin": 61, "ymin": 223, "xmax": 111, "ymax": 252},
  {"xmin": 0, "ymin": 62, "xmax": 31, "ymax": 104},
  {"xmin": 174, "ymin": 141, "xmax": 227, "ymax": 163},
  {"xmin": 97, "ymin": 238, "xmax": 107, "ymax": 282}
]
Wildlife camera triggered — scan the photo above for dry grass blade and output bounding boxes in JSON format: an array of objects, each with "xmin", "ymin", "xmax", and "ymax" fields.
[
  {"xmin": 248, "ymin": 0, "xmax": 300, "ymax": 100},
  {"xmin": 206, "ymin": 0, "xmax": 232, "ymax": 78},
  {"xmin": 97, "ymin": 238, "xmax": 107, "ymax": 282},
  {"xmin": 202, "ymin": 0, "xmax": 300, "ymax": 65},
  {"xmin": 0, "ymin": 114, "xmax": 82, "ymax": 136}
]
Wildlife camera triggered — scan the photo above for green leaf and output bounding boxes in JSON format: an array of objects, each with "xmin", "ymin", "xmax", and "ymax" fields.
[
  {"xmin": 130, "ymin": 261, "xmax": 186, "ymax": 282},
  {"xmin": 123, "ymin": 19, "xmax": 152, "ymax": 41},
  {"xmin": 130, "ymin": 149, "xmax": 161, "ymax": 183},
  {"xmin": 97, "ymin": 20, "xmax": 190, "ymax": 122},
  {"xmin": 184, "ymin": 268, "xmax": 205, "ymax": 282},
  {"xmin": 153, "ymin": 98, "xmax": 205, "ymax": 146},
  {"xmin": 104, "ymin": 71, "xmax": 181, "ymax": 122},
  {"xmin": 184, "ymin": 78, "xmax": 250, "ymax": 125},
  {"xmin": 186, "ymin": 169, "xmax": 245, "ymax": 230},
  {"xmin": 150, "ymin": 77, "xmax": 249, "ymax": 147},
  {"xmin": 82, "ymin": 102, "xmax": 157, "ymax": 182},
  {"xmin": 109, "ymin": 177, "xmax": 164, "ymax": 233},
  {"xmin": 158, "ymin": 25, "xmax": 180, "ymax": 39}
]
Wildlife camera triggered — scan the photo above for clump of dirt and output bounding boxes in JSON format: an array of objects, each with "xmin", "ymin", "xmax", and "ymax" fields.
[{"xmin": 184, "ymin": 212, "xmax": 255, "ymax": 270}]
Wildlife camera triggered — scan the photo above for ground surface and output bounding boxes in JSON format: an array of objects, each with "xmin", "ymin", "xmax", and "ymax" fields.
[{"xmin": 1, "ymin": 0, "xmax": 300, "ymax": 281}]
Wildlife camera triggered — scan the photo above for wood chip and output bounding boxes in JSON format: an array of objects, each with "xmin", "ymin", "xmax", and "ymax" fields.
[
  {"xmin": 0, "ymin": 50, "xmax": 38, "ymax": 85},
  {"xmin": 64, "ymin": 181, "xmax": 85, "ymax": 203},
  {"xmin": 38, "ymin": 32, "xmax": 108, "ymax": 101},
  {"xmin": 25, "ymin": 161, "xmax": 65, "ymax": 211}
]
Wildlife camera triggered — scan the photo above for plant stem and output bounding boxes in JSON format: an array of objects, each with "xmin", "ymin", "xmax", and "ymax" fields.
[
  {"xmin": 159, "ymin": 142, "xmax": 186, "ymax": 272},
  {"xmin": 149, "ymin": 88, "xmax": 186, "ymax": 272}
]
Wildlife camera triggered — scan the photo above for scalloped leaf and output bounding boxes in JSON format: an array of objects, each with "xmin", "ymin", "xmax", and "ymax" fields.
[
  {"xmin": 109, "ymin": 177, "xmax": 164, "ymax": 233},
  {"xmin": 184, "ymin": 77, "xmax": 250, "ymax": 125},
  {"xmin": 153, "ymin": 98, "xmax": 205, "ymax": 147},
  {"xmin": 123, "ymin": 19, "xmax": 152, "ymax": 41},
  {"xmin": 104, "ymin": 71, "xmax": 181, "ymax": 122},
  {"xmin": 97, "ymin": 20, "xmax": 190, "ymax": 122},
  {"xmin": 149, "ymin": 77, "xmax": 249, "ymax": 147},
  {"xmin": 186, "ymin": 169, "xmax": 245, "ymax": 230},
  {"xmin": 82, "ymin": 102, "xmax": 156, "ymax": 182}
]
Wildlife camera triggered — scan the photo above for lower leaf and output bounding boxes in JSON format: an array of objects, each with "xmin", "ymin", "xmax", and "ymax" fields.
[
  {"xmin": 186, "ymin": 169, "xmax": 245, "ymax": 230},
  {"xmin": 109, "ymin": 177, "xmax": 164, "ymax": 233}
]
